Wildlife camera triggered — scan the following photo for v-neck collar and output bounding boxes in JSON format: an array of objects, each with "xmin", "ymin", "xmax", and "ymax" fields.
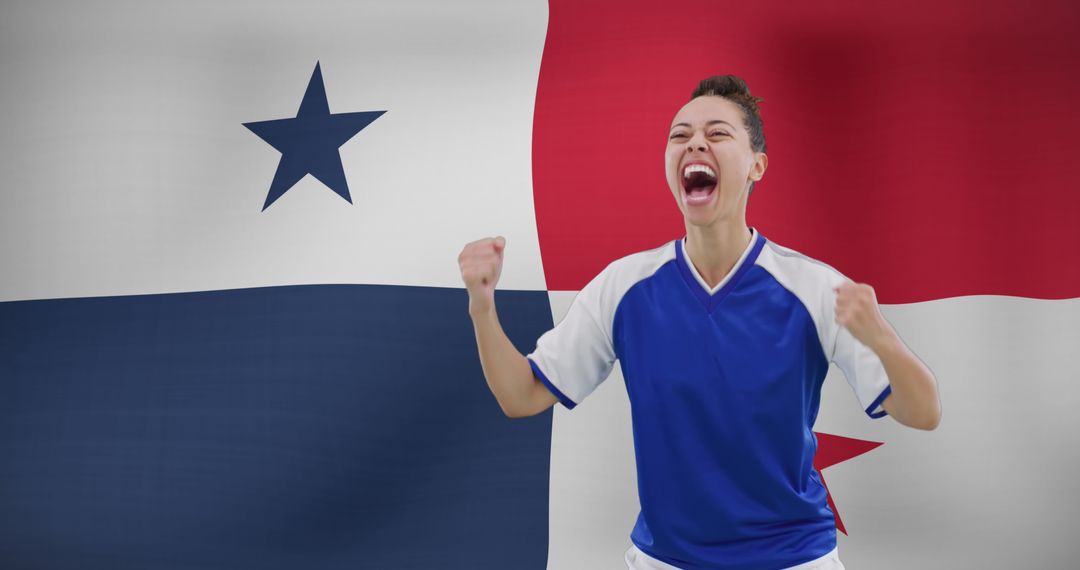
[{"xmin": 674, "ymin": 227, "xmax": 767, "ymax": 313}]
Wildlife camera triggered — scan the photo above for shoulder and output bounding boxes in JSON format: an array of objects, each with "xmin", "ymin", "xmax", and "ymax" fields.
[
  {"xmin": 579, "ymin": 239, "xmax": 677, "ymax": 309},
  {"xmin": 597, "ymin": 239, "xmax": 676, "ymax": 287},
  {"xmin": 755, "ymin": 236, "xmax": 850, "ymax": 358},
  {"xmin": 754, "ymin": 237, "xmax": 851, "ymax": 334},
  {"xmin": 755, "ymin": 237, "xmax": 849, "ymax": 290}
]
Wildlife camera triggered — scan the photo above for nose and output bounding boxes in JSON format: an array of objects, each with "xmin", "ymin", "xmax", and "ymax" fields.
[{"xmin": 686, "ymin": 130, "xmax": 708, "ymax": 153}]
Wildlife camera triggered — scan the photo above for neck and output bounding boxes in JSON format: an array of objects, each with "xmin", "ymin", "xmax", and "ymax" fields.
[{"xmin": 684, "ymin": 220, "xmax": 753, "ymax": 289}]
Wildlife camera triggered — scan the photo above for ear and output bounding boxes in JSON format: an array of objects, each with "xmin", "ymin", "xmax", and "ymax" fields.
[{"xmin": 750, "ymin": 152, "xmax": 768, "ymax": 182}]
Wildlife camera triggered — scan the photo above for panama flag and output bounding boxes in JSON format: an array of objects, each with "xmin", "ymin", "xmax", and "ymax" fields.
[{"xmin": 1, "ymin": 0, "xmax": 1078, "ymax": 568}]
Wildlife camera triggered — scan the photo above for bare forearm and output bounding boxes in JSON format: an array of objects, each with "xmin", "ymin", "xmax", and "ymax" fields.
[
  {"xmin": 871, "ymin": 332, "xmax": 942, "ymax": 430},
  {"xmin": 469, "ymin": 305, "xmax": 550, "ymax": 418}
]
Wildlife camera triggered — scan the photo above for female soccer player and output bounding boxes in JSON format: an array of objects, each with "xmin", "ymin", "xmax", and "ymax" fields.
[{"xmin": 458, "ymin": 75, "xmax": 941, "ymax": 570}]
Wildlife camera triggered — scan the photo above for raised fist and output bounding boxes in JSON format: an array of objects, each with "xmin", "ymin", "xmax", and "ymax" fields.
[{"xmin": 458, "ymin": 236, "xmax": 506, "ymax": 314}]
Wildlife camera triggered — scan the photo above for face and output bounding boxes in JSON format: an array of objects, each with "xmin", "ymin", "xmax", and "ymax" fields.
[{"xmin": 665, "ymin": 96, "xmax": 767, "ymax": 228}]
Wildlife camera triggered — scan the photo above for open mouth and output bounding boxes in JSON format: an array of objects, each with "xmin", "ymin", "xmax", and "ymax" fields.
[{"xmin": 682, "ymin": 164, "xmax": 717, "ymax": 205}]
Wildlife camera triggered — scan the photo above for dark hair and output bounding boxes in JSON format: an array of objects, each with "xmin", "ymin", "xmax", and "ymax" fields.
[{"xmin": 691, "ymin": 75, "xmax": 766, "ymax": 154}]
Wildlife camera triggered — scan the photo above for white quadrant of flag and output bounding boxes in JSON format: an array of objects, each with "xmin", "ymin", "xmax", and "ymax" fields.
[{"xmin": 0, "ymin": 0, "xmax": 550, "ymax": 303}]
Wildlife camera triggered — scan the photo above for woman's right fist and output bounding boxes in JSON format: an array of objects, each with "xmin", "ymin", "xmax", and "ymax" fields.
[{"xmin": 458, "ymin": 236, "xmax": 506, "ymax": 313}]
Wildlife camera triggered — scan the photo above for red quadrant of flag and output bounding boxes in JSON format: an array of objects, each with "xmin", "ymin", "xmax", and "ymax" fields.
[{"xmin": 532, "ymin": 0, "xmax": 1080, "ymax": 303}]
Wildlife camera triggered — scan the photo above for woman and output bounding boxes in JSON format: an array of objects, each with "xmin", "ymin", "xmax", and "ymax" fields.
[{"xmin": 458, "ymin": 75, "xmax": 941, "ymax": 570}]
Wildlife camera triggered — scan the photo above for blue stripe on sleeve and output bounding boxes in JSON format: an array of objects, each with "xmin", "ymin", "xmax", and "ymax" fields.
[
  {"xmin": 527, "ymin": 357, "xmax": 578, "ymax": 410},
  {"xmin": 866, "ymin": 384, "xmax": 893, "ymax": 419}
]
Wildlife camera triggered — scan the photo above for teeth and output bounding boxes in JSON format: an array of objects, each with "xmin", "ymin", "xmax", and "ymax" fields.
[{"xmin": 683, "ymin": 164, "xmax": 716, "ymax": 179}]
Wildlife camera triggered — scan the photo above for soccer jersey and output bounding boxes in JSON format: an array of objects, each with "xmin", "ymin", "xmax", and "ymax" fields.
[{"xmin": 526, "ymin": 227, "xmax": 892, "ymax": 570}]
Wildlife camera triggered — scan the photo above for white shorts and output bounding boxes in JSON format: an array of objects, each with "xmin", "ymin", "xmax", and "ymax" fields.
[{"xmin": 624, "ymin": 544, "xmax": 845, "ymax": 570}]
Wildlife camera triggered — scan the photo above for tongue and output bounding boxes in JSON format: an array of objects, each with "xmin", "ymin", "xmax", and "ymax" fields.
[{"xmin": 688, "ymin": 185, "xmax": 714, "ymax": 197}]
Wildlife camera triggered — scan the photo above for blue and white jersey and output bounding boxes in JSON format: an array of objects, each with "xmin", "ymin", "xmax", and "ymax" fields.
[{"xmin": 526, "ymin": 227, "xmax": 892, "ymax": 570}]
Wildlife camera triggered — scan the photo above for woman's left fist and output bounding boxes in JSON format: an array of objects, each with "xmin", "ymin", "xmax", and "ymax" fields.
[{"xmin": 833, "ymin": 281, "xmax": 895, "ymax": 350}]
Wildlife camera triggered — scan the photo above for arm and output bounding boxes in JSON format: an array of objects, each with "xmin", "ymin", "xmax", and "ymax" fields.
[
  {"xmin": 834, "ymin": 281, "xmax": 942, "ymax": 430},
  {"xmin": 459, "ymin": 236, "xmax": 557, "ymax": 418},
  {"xmin": 872, "ymin": 333, "xmax": 941, "ymax": 430},
  {"xmin": 469, "ymin": 304, "xmax": 558, "ymax": 418}
]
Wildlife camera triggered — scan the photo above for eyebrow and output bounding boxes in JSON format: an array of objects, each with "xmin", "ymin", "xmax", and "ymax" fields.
[{"xmin": 670, "ymin": 120, "xmax": 736, "ymax": 131}]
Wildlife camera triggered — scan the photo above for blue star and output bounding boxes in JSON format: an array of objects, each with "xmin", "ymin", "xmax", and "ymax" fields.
[{"xmin": 244, "ymin": 62, "xmax": 385, "ymax": 211}]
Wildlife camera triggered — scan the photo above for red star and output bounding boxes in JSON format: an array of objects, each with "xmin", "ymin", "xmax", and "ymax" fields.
[{"xmin": 812, "ymin": 432, "xmax": 884, "ymax": 535}]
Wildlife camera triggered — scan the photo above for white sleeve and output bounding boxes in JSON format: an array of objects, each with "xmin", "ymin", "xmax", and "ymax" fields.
[
  {"xmin": 525, "ymin": 267, "xmax": 617, "ymax": 410},
  {"xmin": 830, "ymin": 304, "xmax": 893, "ymax": 419}
]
